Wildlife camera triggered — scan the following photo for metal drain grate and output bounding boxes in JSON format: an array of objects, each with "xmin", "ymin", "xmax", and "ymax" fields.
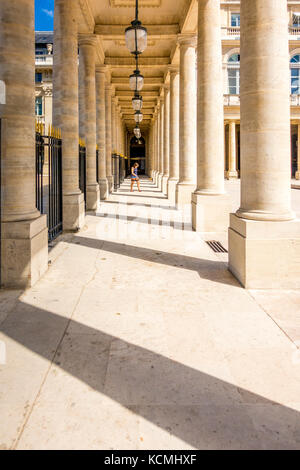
[{"xmin": 206, "ymin": 240, "xmax": 228, "ymax": 253}]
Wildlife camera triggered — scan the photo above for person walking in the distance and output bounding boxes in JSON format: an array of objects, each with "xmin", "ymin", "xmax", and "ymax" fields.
[{"xmin": 130, "ymin": 162, "xmax": 141, "ymax": 192}]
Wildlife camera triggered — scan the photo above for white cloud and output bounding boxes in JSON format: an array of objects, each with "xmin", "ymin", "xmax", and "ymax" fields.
[{"xmin": 42, "ymin": 9, "xmax": 54, "ymax": 18}]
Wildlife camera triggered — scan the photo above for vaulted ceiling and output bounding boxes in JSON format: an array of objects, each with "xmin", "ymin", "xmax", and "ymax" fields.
[{"xmin": 77, "ymin": 0, "xmax": 198, "ymax": 132}]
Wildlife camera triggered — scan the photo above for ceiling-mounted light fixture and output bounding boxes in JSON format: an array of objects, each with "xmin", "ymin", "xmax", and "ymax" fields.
[
  {"xmin": 134, "ymin": 111, "xmax": 143, "ymax": 123},
  {"xmin": 129, "ymin": 70, "xmax": 144, "ymax": 91},
  {"xmin": 132, "ymin": 93, "xmax": 143, "ymax": 111},
  {"xmin": 125, "ymin": 0, "xmax": 148, "ymax": 55}
]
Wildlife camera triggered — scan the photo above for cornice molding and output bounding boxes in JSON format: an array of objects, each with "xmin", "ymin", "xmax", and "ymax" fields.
[
  {"xmin": 109, "ymin": 0, "xmax": 161, "ymax": 7},
  {"xmin": 78, "ymin": 0, "xmax": 95, "ymax": 33}
]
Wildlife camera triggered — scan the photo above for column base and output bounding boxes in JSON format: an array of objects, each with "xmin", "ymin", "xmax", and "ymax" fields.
[
  {"xmin": 295, "ymin": 171, "xmax": 300, "ymax": 180},
  {"xmin": 162, "ymin": 176, "xmax": 169, "ymax": 195},
  {"xmin": 192, "ymin": 192, "xmax": 231, "ymax": 232},
  {"xmin": 154, "ymin": 171, "xmax": 159, "ymax": 186},
  {"xmin": 168, "ymin": 178, "xmax": 179, "ymax": 206},
  {"xmin": 176, "ymin": 183, "xmax": 195, "ymax": 207},
  {"xmin": 99, "ymin": 178, "xmax": 109, "ymax": 200},
  {"xmin": 226, "ymin": 170, "xmax": 239, "ymax": 179},
  {"xmin": 157, "ymin": 173, "xmax": 164, "ymax": 191},
  {"xmin": 228, "ymin": 213, "xmax": 300, "ymax": 288},
  {"xmin": 86, "ymin": 183, "xmax": 100, "ymax": 211},
  {"xmin": 107, "ymin": 175, "xmax": 113, "ymax": 193},
  {"xmin": 1, "ymin": 215, "xmax": 48, "ymax": 289},
  {"xmin": 63, "ymin": 192, "xmax": 85, "ymax": 232}
]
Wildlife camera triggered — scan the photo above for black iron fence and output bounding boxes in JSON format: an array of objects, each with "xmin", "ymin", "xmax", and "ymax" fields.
[
  {"xmin": 36, "ymin": 123, "xmax": 63, "ymax": 242},
  {"xmin": 112, "ymin": 153, "xmax": 120, "ymax": 191},
  {"xmin": 79, "ymin": 141, "xmax": 87, "ymax": 207},
  {"xmin": 96, "ymin": 148, "xmax": 99, "ymax": 184},
  {"xmin": 112, "ymin": 154, "xmax": 126, "ymax": 191}
]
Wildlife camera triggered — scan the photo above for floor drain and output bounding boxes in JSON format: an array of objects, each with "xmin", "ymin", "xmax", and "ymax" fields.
[{"xmin": 206, "ymin": 241, "xmax": 228, "ymax": 253}]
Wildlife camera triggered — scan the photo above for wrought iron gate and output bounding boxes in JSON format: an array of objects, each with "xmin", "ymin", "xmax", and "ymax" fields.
[
  {"xmin": 79, "ymin": 142, "xmax": 87, "ymax": 207},
  {"xmin": 36, "ymin": 124, "xmax": 63, "ymax": 242}
]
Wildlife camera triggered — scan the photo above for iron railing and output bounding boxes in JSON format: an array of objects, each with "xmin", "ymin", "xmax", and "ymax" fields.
[
  {"xmin": 36, "ymin": 127, "xmax": 63, "ymax": 242},
  {"xmin": 96, "ymin": 148, "xmax": 99, "ymax": 184},
  {"xmin": 79, "ymin": 143, "xmax": 87, "ymax": 207}
]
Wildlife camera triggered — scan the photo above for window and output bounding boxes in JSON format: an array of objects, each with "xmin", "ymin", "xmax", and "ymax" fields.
[
  {"xmin": 292, "ymin": 13, "xmax": 300, "ymax": 27},
  {"xmin": 35, "ymin": 97, "xmax": 43, "ymax": 116},
  {"xmin": 231, "ymin": 13, "xmax": 240, "ymax": 27},
  {"xmin": 35, "ymin": 48, "xmax": 46, "ymax": 55},
  {"xmin": 227, "ymin": 53, "xmax": 240, "ymax": 95},
  {"xmin": 35, "ymin": 72, "xmax": 42, "ymax": 83},
  {"xmin": 291, "ymin": 54, "xmax": 300, "ymax": 94}
]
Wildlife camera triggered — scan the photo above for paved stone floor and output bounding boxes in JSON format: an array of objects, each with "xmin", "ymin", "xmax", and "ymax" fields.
[{"xmin": 0, "ymin": 177, "xmax": 300, "ymax": 450}]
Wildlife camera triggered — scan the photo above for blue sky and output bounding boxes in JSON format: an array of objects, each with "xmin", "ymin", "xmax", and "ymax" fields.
[{"xmin": 35, "ymin": 0, "xmax": 54, "ymax": 31}]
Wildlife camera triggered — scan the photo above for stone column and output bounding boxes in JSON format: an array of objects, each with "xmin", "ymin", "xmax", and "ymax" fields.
[
  {"xmin": 229, "ymin": 0, "xmax": 300, "ymax": 289},
  {"xmin": 105, "ymin": 83, "xmax": 113, "ymax": 191},
  {"xmin": 162, "ymin": 85, "xmax": 170, "ymax": 195},
  {"xmin": 158, "ymin": 96, "xmax": 164, "ymax": 189},
  {"xmin": 226, "ymin": 121, "xmax": 238, "ymax": 179},
  {"xmin": 0, "ymin": 0, "xmax": 48, "ymax": 287},
  {"xmin": 168, "ymin": 66, "xmax": 180, "ymax": 205},
  {"xmin": 96, "ymin": 66, "xmax": 108, "ymax": 200},
  {"xmin": 192, "ymin": 0, "xmax": 231, "ymax": 231},
  {"xmin": 155, "ymin": 104, "xmax": 161, "ymax": 186},
  {"xmin": 78, "ymin": 36, "xmax": 99, "ymax": 211},
  {"xmin": 53, "ymin": 0, "xmax": 85, "ymax": 231},
  {"xmin": 296, "ymin": 123, "xmax": 300, "ymax": 180},
  {"xmin": 176, "ymin": 35, "xmax": 197, "ymax": 206},
  {"xmin": 151, "ymin": 112, "xmax": 158, "ymax": 180}
]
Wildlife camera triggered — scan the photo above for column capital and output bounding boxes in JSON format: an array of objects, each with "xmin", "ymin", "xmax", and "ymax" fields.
[
  {"xmin": 78, "ymin": 34, "xmax": 97, "ymax": 48},
  {"xmin": 168, "ymin": 65, "xmax": 180, "ymax": 75},
  {"xmin": 177, "ymin": 33, "xmax": 197, "ymax": 48},
  {"xmin": 96, "ymin": 64, "xmax": 108, "ymax": 75}
]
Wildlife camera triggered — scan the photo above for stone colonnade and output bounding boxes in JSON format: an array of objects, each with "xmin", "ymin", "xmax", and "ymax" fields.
[
  {"xmin": 150, "ymin": 0, "xmax": 300, "ymax": 287},
  {"xmin": 0, "ymin": 0, "xmax": 299, "ymax": 289}
]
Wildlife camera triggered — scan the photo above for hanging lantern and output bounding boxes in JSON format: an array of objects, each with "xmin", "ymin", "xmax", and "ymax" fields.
[
  {"xmin": 134, "ymin": 111, "xmax": 143, "ymax": 123},
  {"xmin": 129, "ymin": 70, "xmax": 144, "ymax": 91},
  {"xmin": 132, "ymin": 94, "xmax": 143, "ymax": 111},
  {"xmin": 125, "ymin": 22, "xmax": 147, "ymax": 55},
  {"xmin": 125, "ymin": 0, "xmax": 148, "ymax": 55}
]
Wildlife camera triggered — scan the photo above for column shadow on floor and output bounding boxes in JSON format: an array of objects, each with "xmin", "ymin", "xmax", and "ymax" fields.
[
  {"xmin": 68, "ymin": 236, "xmax": 238, "ymax": 287},
  {"xmin": 95, "ymin": 214, "xmax": 194, "ymax": 232},
  {"xmin": 1, "ymin": 302, "xmax": 299, "ymax": 449}
]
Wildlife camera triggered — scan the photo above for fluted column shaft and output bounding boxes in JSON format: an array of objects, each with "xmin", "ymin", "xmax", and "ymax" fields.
[
  {"xmin": 226, "ymin": 121, "xmax": 238, "ymax": 178},
  {"xmin": 0, "ymin": 0, "xmax": 48, "ymax": 287},
  {"xmin": 169, "ymin": 68, "xmax": 180, "ymax": 181},
  {"xmin": 53, "ymin": 0, "xmax": 85, "ymax": 230},
  {"xmin": 178, "ymin": 36, "xmax": 197, "ymax": 184},
  {"xmin": 96, "ymin": 67, "xmax": 108, "ymax": 199},
  {"xmin": 79, "ymin": 37, "xmax": 99, "ymax": 210},
  {"xmin": 237, "ymin": 0, "xmax": 293, "ymax": 221},
  {"xmin": 159, "ymin": 98, "xmax": 164, "ymax": 186},
  {"xmin": 196, "ymin": 0, "xmax": 224, "ymax": 194},
  {"xmin": 163, "ymin": 87, "xmax": 170, "ymax": 177},
  {"xmin": 0, "ymin": 0, "xmax": 40, "ymax": 222},
  {"xmin": 105, "ymin": 84, "xmax": 113, "ymax": 190},
  {"xmin": 176, "ymin": 35, "xmax": 197, "ymax": 205}
]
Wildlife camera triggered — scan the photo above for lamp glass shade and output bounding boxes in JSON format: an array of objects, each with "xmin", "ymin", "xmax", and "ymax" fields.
[
  {"xmin": 134, "ymin": 111, "xmax": 143, "ymax": 123},
  {"xmin": 125, "ymin": 25, "xmax": 147, "ymax": 54},
  {"xmin": 129, "ymin": 72, "xmax": 144, "ymax": 91},
  {"xmin": 132, "ymin": 95, "xmax": 143, "ymax": 111}
]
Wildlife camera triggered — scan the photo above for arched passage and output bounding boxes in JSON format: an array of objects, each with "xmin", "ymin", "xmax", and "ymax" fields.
[{"xmin": 130, "ymin": 136, "xmax": 146, "ymax": 175}]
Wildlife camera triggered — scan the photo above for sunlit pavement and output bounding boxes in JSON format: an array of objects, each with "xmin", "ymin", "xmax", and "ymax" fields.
[{"xmin": 0, "ymin": 177, "xmax": 299, "ymax": 450}]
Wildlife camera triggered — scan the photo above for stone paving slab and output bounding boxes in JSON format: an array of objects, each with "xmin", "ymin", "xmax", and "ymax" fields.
[{"xmin": 0, "ymin": 178, "xmax": 300, "ymax": 450}]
